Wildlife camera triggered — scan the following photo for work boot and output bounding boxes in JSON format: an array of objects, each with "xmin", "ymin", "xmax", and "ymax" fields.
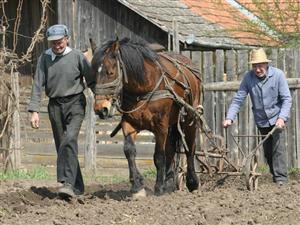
[
  {"xmin": 73, "ymin": 187, "xmax": 84, "ymax": 196},
  {"xmin": 58, "ymin": 183, "xmax": 75, "ymax": 199}
]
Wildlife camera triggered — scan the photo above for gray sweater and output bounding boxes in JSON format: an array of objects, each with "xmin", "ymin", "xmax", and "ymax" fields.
[{"xmin": 28, "ymin": 48, "xmax": 95, "ymax": 112}]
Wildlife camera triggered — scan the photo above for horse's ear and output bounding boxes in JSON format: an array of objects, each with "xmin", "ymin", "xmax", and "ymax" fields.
[
  {"xmin": 89, "ymin": 38, "xmax": 97, "ymax": 54},
  {"xmin": 111, "ymin": 38, "xmax": 120, "ymax": 54}
]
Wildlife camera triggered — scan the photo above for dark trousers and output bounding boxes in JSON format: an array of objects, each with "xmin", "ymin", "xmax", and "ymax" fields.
[
  {"xmin": 48, "ymin": 93, "xmax": 86, "ymax": 193},
  {"xmin": 258, "ymin": 126, "xmax": 288, "ymax": 182}
]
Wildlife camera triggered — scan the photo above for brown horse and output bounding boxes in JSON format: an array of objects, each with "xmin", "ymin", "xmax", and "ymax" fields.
[{"xmin": 91, "ymin": 38, "xmax": 202, "ymax": 196}]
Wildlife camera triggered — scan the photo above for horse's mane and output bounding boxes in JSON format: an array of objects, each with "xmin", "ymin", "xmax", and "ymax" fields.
[{"xmin": 92, "ymin": 38, "xmax": 159, "ymax": 83}]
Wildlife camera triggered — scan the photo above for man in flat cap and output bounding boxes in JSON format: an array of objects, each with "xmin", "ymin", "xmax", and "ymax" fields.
[
  {"xmin": 28, "ymin": 24, "xmax": 95, "ymax": 198},
  {"xmin": 223, "ymin": 48, "xmax": 292, "ymax": 186}
]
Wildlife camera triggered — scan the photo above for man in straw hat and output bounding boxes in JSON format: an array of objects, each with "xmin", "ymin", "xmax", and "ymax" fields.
[{"xmin": 223, "ymin": 48, "xmax": 292, "ymax": 186}]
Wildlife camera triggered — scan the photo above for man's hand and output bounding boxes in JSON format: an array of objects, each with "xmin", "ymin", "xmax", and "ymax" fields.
[
  {"xmin": 30, "ymin": 112, "xmax": 39, "ymax": 129},
  {"xmin": 275, "ymin": 118, "xmax": 285, "ymax": 129},
  {"xmin": 223, "ymin": 119, "xmax": 233, "ymax": 128}
]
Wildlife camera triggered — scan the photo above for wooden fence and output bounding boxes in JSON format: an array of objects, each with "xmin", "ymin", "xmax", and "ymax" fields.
[
  {"xmin": 19, "ymin": 46, "xmax": 300, "ymax": 171},
  {"xmin": 180, "ymin": 47, "xmax": 300, "ymax": 168}
]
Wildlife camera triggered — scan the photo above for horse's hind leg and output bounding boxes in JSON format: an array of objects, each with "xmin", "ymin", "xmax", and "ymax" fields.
[
  {"xmin": 164, "ymin": 125, "xmax": 179, "ymax": 192},
  {"xmin": 184, "ymin": 125, "xmax": 199, "ymax": 192},
  {"xmin": 122, "ymin": 122, "xmax": 144, "ymax": 195},
  {"xmin": 153, "ymin": 129, "xmax": 168, "ymax": 195}
]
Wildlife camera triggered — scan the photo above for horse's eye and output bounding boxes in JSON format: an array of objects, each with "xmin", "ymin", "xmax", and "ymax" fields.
[{"xmin": 98, "ymin": 66, "xmax": 102, "ymax": 73}]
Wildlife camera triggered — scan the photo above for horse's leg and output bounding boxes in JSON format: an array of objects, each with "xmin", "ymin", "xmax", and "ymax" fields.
[
  {"xmin": 122, "ymin": 122, "xmax": 145, "ymax": 195},
  {"xmin": 164, "ymin": 125, "xmax": 179, "ymax": 192},
  {"xmin": 184, "ymin": 124, "xmax": 199, "ymax": 192},
  {"xmin": 153, "ymin": 129, "xmax": 168, "ymax": 195}
]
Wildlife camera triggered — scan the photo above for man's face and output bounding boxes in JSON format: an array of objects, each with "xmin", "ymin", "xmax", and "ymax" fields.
[
  {"xmin": 50, "ymin": 37, "xmax": 68, "ymax": 55},
  {"xmin": 252, "ymin": 63, "xmax": 268, "ymax": 78}
]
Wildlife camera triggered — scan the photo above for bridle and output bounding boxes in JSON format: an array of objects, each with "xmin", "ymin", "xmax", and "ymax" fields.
[{"xmin": 94, "ymin": 50, "xmax": 170, "ymax": 114}]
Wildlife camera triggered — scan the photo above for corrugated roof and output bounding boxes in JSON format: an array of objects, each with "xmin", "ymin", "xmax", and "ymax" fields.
[{"xmin": 117, "ymin": 0, "xmax": 249, "ymax": 49}]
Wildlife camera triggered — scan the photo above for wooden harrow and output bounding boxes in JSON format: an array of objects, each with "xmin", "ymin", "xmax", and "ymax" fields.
[{"xmin": 175, "ymin": 109, "xmax": 278, "ymax": 191}]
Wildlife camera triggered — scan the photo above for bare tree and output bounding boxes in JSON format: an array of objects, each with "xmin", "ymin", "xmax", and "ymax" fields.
[
  {"xmin": 225, "ymin": 0, "xmax": 300, "ymax": 47},
  {"xmin": 0, "ymin": 0, "xmax": 49, "ymax": 171}
]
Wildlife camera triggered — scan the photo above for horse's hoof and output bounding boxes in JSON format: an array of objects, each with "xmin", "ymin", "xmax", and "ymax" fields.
[
  {"xmin": 132, "ymin": 188, "xmax": 147, "ymax": 199},
  {"xmin": 154, "ymin": 187, "xmax": 165, "ymax": 196}
]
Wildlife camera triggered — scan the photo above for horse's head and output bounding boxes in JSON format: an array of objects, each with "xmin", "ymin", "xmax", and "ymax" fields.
[
  {"xmin": 91, "ymin": 38, "xmax": 121, "ymax": 119},
  {"xmin": 91, "ymin": 37, "xmax": 159, "ymax": 119}
]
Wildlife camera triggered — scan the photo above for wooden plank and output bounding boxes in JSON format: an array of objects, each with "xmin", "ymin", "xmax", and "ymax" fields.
[
  {"xmin": 202, "ymin": 51, "xmax": 214, "ymax": 132},
  {"xmin": 295, "ymin": 46, "xmax": 300, "ymax": 167},
  {"xmin": 84, "ymin": 89, "xmax": 96, "ymax": 174},
  {"xmin": 285, "ymin": 48, "xmax": 296, "ymax": 167},
  {"xmin": 215, "ymin": 50, "xmax": 225, "ymax": 138},
  {"xmin": 181, "ymin": 51, "xmax": 191, "ymax": 59},
  {"xmin": 9, "ymin": 72, "xmax": 21, "ymax": 170},
  {"xmin": 172, "ymin": 19, "xmax": 179, "ymax": 53},
  {"xmin": 277, "ymin": 49, "xmax": 289, "ymax": 157},
  {"xmin": 204, "ymin": 78, "xmax": 300, "ymax": 91},
  {"xmin": 288, "ymin": 91, "xmax": 297, "ymax": 167},
  {"xmin": 225, "ymin": 50, "xmax": 238, "ymax": 164},
  {"xmin": 237, "ymin": 50, "xmax": 249, "ymax": 160},
  {"xmin": 191, "ymin": 51, "xmax": 201, "ymax": 72},
  {"xmin": 277, "ymin": 48, "xmax": 286, "ymax": 72},
  {"xmin": 269, "ymin": 48, "xmax": 278, "ymax": 68}
]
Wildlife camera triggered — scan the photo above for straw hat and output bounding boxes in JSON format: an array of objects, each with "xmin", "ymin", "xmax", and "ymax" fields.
[{"xmin": 249, "ymin": 48, "xmax": 271, "ymax": 64}]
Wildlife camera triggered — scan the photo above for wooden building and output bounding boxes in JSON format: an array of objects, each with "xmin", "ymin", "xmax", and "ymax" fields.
[
  {"xmin": 5, "ymin": 0, "xmax": 300, "ymax": 169},
  {"xmin": 6, "ymin": 0, "xmax": 274, "ymax": 75}
]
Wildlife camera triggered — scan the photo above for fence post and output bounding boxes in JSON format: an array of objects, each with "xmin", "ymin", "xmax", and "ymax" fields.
[
  {"xmin": 9, "ymin": 71, "xmax": 21, "ymax": 170},
  {"xmin": 84, "ymin": 88, "xmax": 96, "ymax": 174}
]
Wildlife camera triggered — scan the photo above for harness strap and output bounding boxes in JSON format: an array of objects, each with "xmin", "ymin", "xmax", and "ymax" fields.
[
  {"xmin": 159, "ymin": 53, "xmax": 202, "ymax": 81},
  {"xmin": 117, "ymin": 73, "xmax": 166, "ymax": 114},
  {"xmin": 137, "ymin": 90, "xmax": 175, "ymax": 101}
]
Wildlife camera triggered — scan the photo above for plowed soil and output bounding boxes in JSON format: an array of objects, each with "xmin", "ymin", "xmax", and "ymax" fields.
[{"xmin": 1, "ymin": 172, "xmax": 300, "ymax": 225}]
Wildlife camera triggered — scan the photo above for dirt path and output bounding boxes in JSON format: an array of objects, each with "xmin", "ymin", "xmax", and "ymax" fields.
[{"xmin": 1, "ymin": 173, "xmax": 300, "ymax": 225}]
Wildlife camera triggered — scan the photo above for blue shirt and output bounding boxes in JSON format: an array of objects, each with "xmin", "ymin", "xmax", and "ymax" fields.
[{"xmin": 226, "ymin": 66, "xmax": 292, "ymax": 127}]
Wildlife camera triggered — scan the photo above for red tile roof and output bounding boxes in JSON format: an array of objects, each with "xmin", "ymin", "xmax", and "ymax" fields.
[
  {"xmin": 182, "ymin": 0, "xmax": 279, "ymax": 46},
  {"xmin": 237, "ymin": 0, "xmax": 300, "ymax": 34}
]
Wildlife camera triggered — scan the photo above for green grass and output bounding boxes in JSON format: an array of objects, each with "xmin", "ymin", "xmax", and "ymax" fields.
[
  {"xmin": 288, "ymin": 167, "xmax": 300, "ymax": 173},
  {"xmin": 257, "ymin": 165, "xmax": 269, "ymax": 174},
  {"xmin": 142, "ymin": 167, "xmax": 156, "ymax": 179},
  {"xmin": 257, "ymin": 165, "xmax": 300, "ymax": 174},
  {"xmin": 0, "ymin": 166, "xmax": 52, "ymax": 181}
]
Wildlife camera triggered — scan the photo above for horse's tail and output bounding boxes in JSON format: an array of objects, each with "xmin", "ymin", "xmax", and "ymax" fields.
[{"xmin": 168, "ymin": 124, "xmax": 181, "ymax": 153}]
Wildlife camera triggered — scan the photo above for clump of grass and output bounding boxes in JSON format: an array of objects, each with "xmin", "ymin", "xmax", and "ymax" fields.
[
  {"xmin": 0, "ymin": 166, "xmax": 51, "ymax": 181},
  {"xmin": 142, "ymin": 167, "xmax": 156, "ymax": 178},
  {"xmin": 257, "ymin": 165, "xmax": 269, "ymax": 174},
  {"xmin": 288, "ymin": 167, "xmax": 300, "ymax": 174}
]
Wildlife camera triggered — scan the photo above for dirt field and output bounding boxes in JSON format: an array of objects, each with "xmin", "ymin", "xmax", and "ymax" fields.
[{"xmin": 1, "ymin": 171, "xmax": 300, "ymax": 225}]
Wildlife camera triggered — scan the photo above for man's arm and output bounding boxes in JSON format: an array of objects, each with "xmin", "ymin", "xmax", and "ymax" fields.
[
  {"xmin": 223, "ymin": 76, "xmax": 249, "ymax": 127},
  {"xmin": 28, "ymin": 55, "xmax": 45, "ymax": 129},
  {"xmin": 277, "ymin": 72, "xmax": 292, "ymax": 127},
  {"xmin": 28, "ymin": 55, "xmax": 45, "ymax": 113}
]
